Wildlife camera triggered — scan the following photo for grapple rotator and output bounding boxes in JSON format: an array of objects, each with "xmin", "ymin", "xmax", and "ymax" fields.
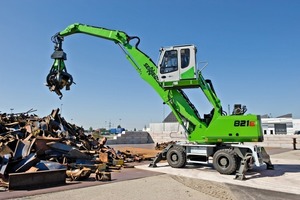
[{"xmin": 46, "ymin": 33, "xmax": 74, "ymax": 99}]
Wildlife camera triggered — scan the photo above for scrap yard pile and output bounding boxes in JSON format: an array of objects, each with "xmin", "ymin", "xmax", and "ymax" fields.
[{"xmin": 0, "ymin": 108, "xmax": 148, "ymax": 189}]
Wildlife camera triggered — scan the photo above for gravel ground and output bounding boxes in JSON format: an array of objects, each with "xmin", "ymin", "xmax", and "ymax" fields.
[{"xmin": 171, "ymin": 175, "xmax": 236, "ymax": 200}]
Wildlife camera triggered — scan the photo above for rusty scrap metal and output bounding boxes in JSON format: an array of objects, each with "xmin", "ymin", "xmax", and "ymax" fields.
[
  {"xmin": 155, "ymin": 141, "xmax": 177, "ymax": 150},
  {"xmin": 66, "ymin": 167, "xmax": 91, "ymax": 181},
  {"xmin": 95, "ymin": 171, "xmax": 111, "ymax": 181},
  {"xmin": 0, "ymin": 154, "xmax": 10, "ymax": 178},
  {"xmin": 8, "ymin": 169, "xmax": 66, "ymax": 190},
  {"xmin": 0, "ymin": 108, "xmax": 151, "ymax": 189}
]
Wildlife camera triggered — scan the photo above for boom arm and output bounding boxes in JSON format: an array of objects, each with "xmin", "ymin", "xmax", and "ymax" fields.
[
  {"xmin": 47, "ymin": 23, "xmax": 204, "ymax": 134},
  {"xmin": 46, "ymin": 23, "xmax": 263, "ymax": 144}
]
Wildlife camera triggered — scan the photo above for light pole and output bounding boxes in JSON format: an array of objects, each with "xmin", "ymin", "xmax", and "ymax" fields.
[
  {"xmin": 10, "ymin": 108, "xmax": 14, "ymax": 114},
  {"xmin": 60, "ymin": 104, "xmax": 63, "ymax": 115}
]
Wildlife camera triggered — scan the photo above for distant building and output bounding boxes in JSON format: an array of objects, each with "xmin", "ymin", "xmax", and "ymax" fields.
[
  {"xmin": 149, "ymin": 112, "xmax": 186, "ymax": 143},
  {"xmin": 148, "ymin": 112, "xmax": 300, "ymax": 143},
  {"xmin": 261, "ymin": 113, "xmax": 300, "ymax": 135}
]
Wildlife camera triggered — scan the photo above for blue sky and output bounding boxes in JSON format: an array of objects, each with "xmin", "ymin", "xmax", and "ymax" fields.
[{"xmin": 0, "ymin": 1, "xmax": 299, "ymax": 130}]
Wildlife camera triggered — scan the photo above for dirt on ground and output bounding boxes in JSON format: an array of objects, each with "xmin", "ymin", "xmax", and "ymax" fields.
[
  {"xmin": 171, "ymin": 175, "xmax": 236, "ymax": 200},
  {"xmin": 114, "ymin": 146, "xmax": 161, "ymax": 159}
]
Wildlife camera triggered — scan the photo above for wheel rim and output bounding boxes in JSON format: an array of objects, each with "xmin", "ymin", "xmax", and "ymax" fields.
[
  {"xmin": 171, "ymin": 153, "xmax": 178, "ymax": 162},
  {"xmin": 219, "ymin": 156, "xmax": 229, "ymax": 168}
]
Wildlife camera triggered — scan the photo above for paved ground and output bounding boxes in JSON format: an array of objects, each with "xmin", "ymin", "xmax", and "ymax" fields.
[
  {"xmin": 115, "ymin": 145, "xmax": 300, "ymax": 195},
  {"xmin": 13, "ymin": 175, "xmax": 226, "ymax": 200},
  {"xmin": 136, "ymin": 149, "xmax": 300, "ymax": 195},
  {"xmin": 0, "ymin": 165, "xmax": 163, "ymax": 200},
  {"xmin": 2, "ymin": 146, "xmax": 300, "ymax": 200}
]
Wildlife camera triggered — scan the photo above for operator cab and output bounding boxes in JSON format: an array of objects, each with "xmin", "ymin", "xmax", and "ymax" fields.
[{"xmin": 158, "ymin": 45, "xmax": 200, "ymax": 88}]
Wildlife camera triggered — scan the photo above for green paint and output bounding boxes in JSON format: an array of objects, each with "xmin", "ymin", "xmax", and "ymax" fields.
[
  {"xmin": 52, "ymin": 23, "xmax": 263, "ymax": 144},
  {"xmin": 180, "ymin": 67, "xmax": 195, "ymax": 79}
]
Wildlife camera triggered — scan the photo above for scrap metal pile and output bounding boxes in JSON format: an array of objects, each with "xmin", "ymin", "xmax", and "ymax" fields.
[
  {"xmin": 155, "ymin": 141, "xmax": 177, "ymax": 150},
  {"xmin": 0, "ymin": 108, "xmax": 146, "ymax": 189}
]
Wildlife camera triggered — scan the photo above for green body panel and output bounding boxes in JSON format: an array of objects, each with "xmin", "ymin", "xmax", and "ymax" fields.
[
  {"xmin": 53, "ymin": 59, "xmax": 65, "ymax": 71},
  {"xmin": 180, "ymin": 67, "xmax": 195, "ymax": 79},
  {"xmin": 54, "ymin": 23, "xmax": 263, "ymax": 144},
  {"xmin": 190, "ymin": 115, "xmax": 263, "ymax": 144},
  {"xmin": 162, "ymin": 79, "xmax": 200, "ymax": 88}
]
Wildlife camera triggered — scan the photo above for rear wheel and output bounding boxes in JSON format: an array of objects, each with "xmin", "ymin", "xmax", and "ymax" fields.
[
  {"xmin": 166, "ymin": 146, "xmax": 186, "ymax": 168},
  {"xmin": 213, "ymin": 149, "xmax": 238, "ymax": 175}
]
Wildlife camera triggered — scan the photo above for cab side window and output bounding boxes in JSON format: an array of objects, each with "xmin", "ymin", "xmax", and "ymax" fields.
[
  {"xmin": 181, "ymin": 49, "xmax": 190, "ymax": 68},
  {"xmin": 160, "ymin": 50, "xmax": 178, "ymax": 74}
]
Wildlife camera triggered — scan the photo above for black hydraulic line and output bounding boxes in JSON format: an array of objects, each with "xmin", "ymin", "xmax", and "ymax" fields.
[
  {"xmin": 178, "ymin": 89, "xmax": 202, "ymax": 121},
  {"xmin": 128, "ymin": 36, "xmax": 140, "ymax": 48},
  {"xmin": 205, "ymin": 79, "xmax": 216, "ymax": 95}
]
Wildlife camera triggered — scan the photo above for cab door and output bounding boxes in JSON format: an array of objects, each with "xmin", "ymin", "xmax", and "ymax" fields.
[
  {"xmin": 158, "ymin": 48, "xmax": 180, "ymax": 82},
  {"xmin": 178, "ymin": 45, "xmax": 197, "ymax": 80}
]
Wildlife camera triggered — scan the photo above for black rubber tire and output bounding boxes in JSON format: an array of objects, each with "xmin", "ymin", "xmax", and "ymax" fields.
[
  {"xmin": 166, "ymin": 146, "xmax": 186, "ymax": 168},
  {"xmin": 213, "ymin": 149, "xmax": 238, "ymax": 175}
]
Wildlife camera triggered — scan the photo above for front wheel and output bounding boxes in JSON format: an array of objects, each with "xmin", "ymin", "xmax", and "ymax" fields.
[
  {"xmin": 213, "ymin": 149, "xmax": 238, "ymax": 175},
  {"xmin": 166, "ymin": 146, "xmax": 186, "ymax": 168}
]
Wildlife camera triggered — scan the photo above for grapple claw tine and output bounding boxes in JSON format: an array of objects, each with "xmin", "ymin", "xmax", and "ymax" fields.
[{"xmin": 46, "ymin": 70, "xmax": 73, "ymax": 99}]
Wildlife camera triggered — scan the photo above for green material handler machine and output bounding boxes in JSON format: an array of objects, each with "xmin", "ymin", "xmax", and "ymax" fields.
[{"xmin": 45, "ymin": 23, "xmax": 273, "ymax": 180}]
